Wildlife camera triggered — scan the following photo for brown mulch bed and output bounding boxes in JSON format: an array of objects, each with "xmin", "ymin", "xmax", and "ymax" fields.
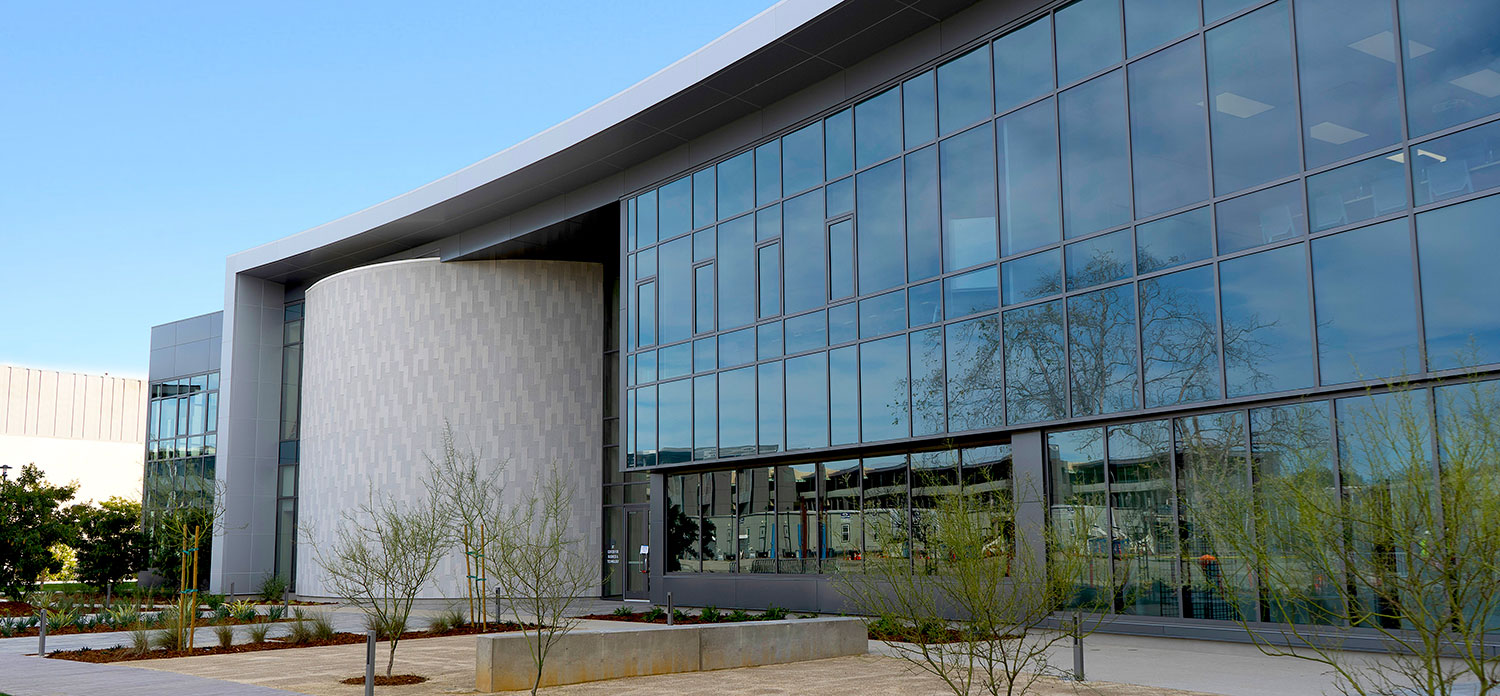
[
  {"xmin": 3, "ymin": 616, "xmax": 293, "ymax": 640},
  {"xmin": 0, "ymin": 600, "xmax": 37, "ymax": 618},
  {"xmin": 44, "ymin": 622, "xmax": 532, "ymax": 664},
  {"xmin": 339, "ymin": 674, "xmax": 428, "ymax": 685}
]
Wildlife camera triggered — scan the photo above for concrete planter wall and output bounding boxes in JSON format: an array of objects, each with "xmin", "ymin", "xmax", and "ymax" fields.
[{"xmin": 475, "ymin": 617, "xmax": 867, "ymax": 691}]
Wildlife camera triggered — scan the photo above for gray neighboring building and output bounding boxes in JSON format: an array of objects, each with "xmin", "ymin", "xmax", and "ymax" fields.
[{"xmin": 143, "ymin": 0, "xmax": 1500, "ymax": 643}]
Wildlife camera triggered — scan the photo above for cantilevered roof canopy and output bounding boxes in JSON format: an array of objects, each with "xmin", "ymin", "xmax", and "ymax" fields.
[{"xmin": 227, "ymin": 0, "xmax": 981, "ymax": 287}]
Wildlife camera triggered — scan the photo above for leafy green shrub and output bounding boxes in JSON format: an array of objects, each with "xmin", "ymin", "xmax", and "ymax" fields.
[
  {"xmin": 246, "ymin": 621, "xmax": 271, "ymax": 644},
  {"xmin": 130, "ymin": 628, "xmax": 152, "ymax": 655},
  {"xmin": 671, "ymin": 609, "xmax": 691, "ymax": 623},
  {"xmin": 202, "ymin": 593, "xmax": 226, "ymax": 611},
  {"xmin": 427, "ymin": 609, "xmax": 466, "ymax": 633},
  {"xmin": 213, "ymin": 605, "xmax": 232, "ymax": 623},
  {"xmin": 0, "ymin": 618, "xmax": 19, "ymax": 637},
  {"xmin": 726, "ymin": 609, "xmax": 752, "ymax": 622},
  {"xmin": 257, "ymin": 573, "xmax": 288, "ymax": 603},
  {"xmin": 265, "ymin": 605, "xmax": 285, "ymax": 622},
  {"xmin": 307, "ymin": 612, "xmax": 335, "ymax": 641},
  {"xmin": 642, "ymin": 606, "xmax": 665, "ymax": 622},
  {"xmin": 150, "ymin": 628, "xmax": 182, "ymax": 651},
  {"xmin": 760, "ymin": 605, "xmax": 789, "ymax": 621},
  {"xmin": 699, "ymin": 605, "xmax": 721, "ymax": 623},
  {"xmin": 611, "ymin": 606, "xmax": 636, "ymax": 617},
  {"xmin": 213, "ymin": 624, "xmax": 235, "ymax": 648}
]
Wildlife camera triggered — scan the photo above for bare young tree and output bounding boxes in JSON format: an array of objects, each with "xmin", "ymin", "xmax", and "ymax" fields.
[
  {"xmin": 836, "ymin": 469, "xmax": 1098, "ymax": 696},
  {"xmin": 309, "ymin": 487, "xmax": 448, "ymax": 677},
  {"xmin": 487, "ymin": 462, "xmax": 597, "ymax": 696},
  {"xmin": 1189, "ymin": 376, "xmax": 1500, "ymax": 695},
  {"xmin": 423, "ymin": 422, "xmax": 505, "ymax": 626}
]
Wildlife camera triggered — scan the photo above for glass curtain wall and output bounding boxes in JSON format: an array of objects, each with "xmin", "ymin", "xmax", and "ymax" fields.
[
  {"xmin": 621, "ymin": 0, "xmax": 1500, "ymax": 472},
  {"xmin": 142, "ymin": 370, "xmax": 219, "ymax": 588}
]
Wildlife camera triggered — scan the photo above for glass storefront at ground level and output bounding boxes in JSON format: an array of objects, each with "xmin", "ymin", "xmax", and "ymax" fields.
[{"xmin": 622, "ymin": 0, "xmax": 1500, "ymax": 474}]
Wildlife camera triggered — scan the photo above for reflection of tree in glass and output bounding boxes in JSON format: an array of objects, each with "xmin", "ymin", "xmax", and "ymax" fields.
[{"xmin": 666, "ymin": 502, "xmax": 700, "ymax": 573}]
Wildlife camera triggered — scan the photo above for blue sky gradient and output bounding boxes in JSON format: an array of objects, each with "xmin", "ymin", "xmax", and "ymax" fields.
[{"xmin": 0, "ymin": 1, "xmax": 776, "ymax": 377}]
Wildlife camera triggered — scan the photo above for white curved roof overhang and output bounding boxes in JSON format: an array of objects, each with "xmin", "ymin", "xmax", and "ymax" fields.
[{"xmin": 227, "ymin": 0, "xmax": 983, "ymax": 287}]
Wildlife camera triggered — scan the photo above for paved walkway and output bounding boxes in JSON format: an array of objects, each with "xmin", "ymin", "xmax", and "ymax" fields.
[{"xmin": 0, "ymin": 653, "xmax": 298, "ymax": 696}]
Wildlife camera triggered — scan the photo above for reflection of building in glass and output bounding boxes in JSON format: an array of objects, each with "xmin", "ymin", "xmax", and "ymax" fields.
[{"xmin": 150, "ymin": 0, "xmax": 1500, "ymax": 640}]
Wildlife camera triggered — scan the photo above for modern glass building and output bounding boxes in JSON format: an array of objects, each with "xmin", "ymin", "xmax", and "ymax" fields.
[{"xmin": 155, "ymin": 0, "xmax": 1499, "ymax": 642}]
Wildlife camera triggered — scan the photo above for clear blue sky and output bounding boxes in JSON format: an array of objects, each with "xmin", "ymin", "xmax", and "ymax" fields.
[{"xmin": 0, "ymin": 0, "xmax": 777, "ymax": 378}]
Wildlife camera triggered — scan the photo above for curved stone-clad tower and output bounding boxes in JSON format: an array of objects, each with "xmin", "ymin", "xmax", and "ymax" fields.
[{"xmin": 296, "ymin": 258, "xmax": 602, "ymax": 598}]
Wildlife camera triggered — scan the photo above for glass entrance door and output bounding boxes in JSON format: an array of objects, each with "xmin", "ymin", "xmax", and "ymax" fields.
[{"xmin": 624, "ymin": 506, "xmax": 649, "ymax": 599}]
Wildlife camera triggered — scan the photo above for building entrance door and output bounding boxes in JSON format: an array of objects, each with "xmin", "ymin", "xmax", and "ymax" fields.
[{"xmin": 624, "ymin": 506, "xmax": 649, "ymax": 600}]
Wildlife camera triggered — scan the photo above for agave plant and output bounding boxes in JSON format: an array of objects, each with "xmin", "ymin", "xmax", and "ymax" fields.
[
  {"xmin": 0, "ymin": 617, "xmax": 20, "ymax": 638},
  {"xmin": 45, "ymin": 605, "xmax": 81, "ymax": 632},
  {"xmin": 228, "ymin": 599, "xmax": 258, "ymax": 623},
  {"xmin": 107, "ymin": 604, "xmax": 142, "ymax": 628}
]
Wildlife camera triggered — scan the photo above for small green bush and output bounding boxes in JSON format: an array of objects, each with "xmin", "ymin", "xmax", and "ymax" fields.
[
  {"xmin": 427, "ymin": 609, "xmax": 466, "ymax": 633},
  {"xmin": 642, "ymin": 606, "xmax": 665, "ymax": 622},
  {"xmin": 228, "ymin": 600, "xmax": 258, "ymax": 623},
  {"xmin": 246, "ymin": 621, "xmax": 271, "ymax": 644},
  {"xmin": 213, "ymin": 624, "xmax": 235, "ymax": 648},
  {"xmin": 699, "ymin": 605, "xmax": 721, "ymax": 623},
  {"xmin": 307, "ymin": 612, "xmax": 335, "ymax": 641},
  {"xmin": 265, "ymin": 605, "xmax": 285, "ymax": 622},
  {"xmin": 202, "ymin": 593, "xmax": 226, "ymax": 611},
  {"xmin": 671, "ymin": 609, "xmax": 691, "ymax": 623},
  {"xmin": 257, "ymin": 573, "xmax": 288, "ymax": 603},
  {"xmin": 726, "ymin": 609, "xmax": 752, "ymax": 622},
  {"xmin": 611, "ymin": 606, "xmax": 636, "ymax": 617},
  {"xmin": 150, "ymin": 628, "xmax": 183, "ymax": 651},
  {"xmin": 760, "ymin": 605, "xmax": 789, "ymax": 621},
  {"xmin": 129, "ymin": 628, "xmax": 152, "ymax": 655}
]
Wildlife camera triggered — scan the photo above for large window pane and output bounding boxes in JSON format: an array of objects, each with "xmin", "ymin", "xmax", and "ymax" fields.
[
  {"xmin": 1176, "ymin": 410, "xmax": 1255, "ymax": 621},
  {"xmin": 717, "ymin": 151, "xmax": 754, "ymax": 220},
  {"xmin": 905, "ymin": 146, "xmax": 942, "ymax": 281},
  {"xmin": 659, "ymin": 379, "xmax": 692, "ymax": 465},
  {"xmin": 997, "ymin": 99, "xmax": 1061, "ymax": 256},
  {"xmin": 1137, "ymin": 207, "xmax": 1211, "ymax": 273},
  {"xmin": 637, "ymin": 190, "xmax": 658, "ymax": 248},
  {"xmin": 782, "ymin": 122, "xmax": 823, "ymax": 195},
  {"xmin": 943, "ymin": 266, "xmax": 999, "ymax": 319},
  {"xmin": 1141, "ymin": 265, "xmax": 1221, "ymax": 408},
  {"xmin": 659, "ymin": 238, "xmax": 691, "ymax": 344},
  {"xmin": 910, "ymin": 281, "xmax": 941, "ymax": 327},
  {"xmin": 1055, "ymin": 0, "xmax": 1122, "ymax": 87},
  {"xmin": 636, "ymin": 385, "xmax": 656, "ymax": 468},
  {"xmin": 1207, "ymin": 1, "xmax": 1299, "ymax": 194},
  {"xmin": 719, "ymin": 328, "xmax": 754, "ymax": 368},
  {"xmin": 937, "ymin": 46, "xmax": 992, "ymax": 135},
  {"xmin": 1295, "ymin": 0, "xmax": 1401, "ymax": 168},
  {"xmin": 1219, "ymin": 244, "xmax": 1314, "ymax": 396},
  {"xmin": 1061, "ymin": 70, "xmax": 1131, "ymax": 237},
  {"xmin": 946, "ymin": 315, "xmax": 1003, "ymax": 432},
  {"xmin": 941, "ymin": 125, "xmax": 999, "ymax": 267},
  {"xmin": 1412, "ymin": 120, "xmax": 1500, "ymax": 206},
  {"xmin": 785, "ymin": 311, "xmax": 826, "ymax": 355},
  {"xmin": 1065, "ymin": 228, "xmax": 1132, "ymax": 291},
  {"xmin": 786, "ymin": 353, "xmax": 829, "ymax": 450},
  {"xmin": 1001, "ymin": 248, "xmax": 1062, "ymax": 306},
  {"xmin": 860, "ymin": 336, "xmax": 909, "ymax": 442},
  {"xmin": 859, "ymin": 290, "xmax": 906, "ymax": 339},
  {"xmin": 1307, "ymin": 153, "xmax": 1408, "ymax": 232},
  {"xmin": 993, "ymin": 16, "xmax": 1053, "ymax": 113},
  {"xmin": 715, "ymin": 367, "xmax": 757, "ymax": 460},
  {"xmin": 756, "ymin": 141, "xmax": 780, "ymax": 206},
  {"xmin": 856, "ymin": 159, "xmax": 905, "ymax": 294},
  {"xmin": 775, "ymin": 464, "xmax": 821, "ymax": 573},
  {"xmin": 825, "ymin": 109, "xmax": 854, "ymax": 180},
  {"xmin": 738, "ymin": 468, "xmax": 774, "ymax": 572},
  {"xmin": 1129, "ymin": 38, "xmax": 1210, "ymax": 217},
  {"xmin": 659, "ymin": 342, "xmax": 690, "ymax": 380},
  {"xmin": 1109, "ymin": 420, "xmax": 1178, "ymax": 617},
  {"xmin": 1124, "ymin": 0, "xmax": 1198, "ymax": 57},
  {"xmin": 718, "ymin": 216, "xmax": 755, "ymax": 330},
  {"xmin": 1400, "ymin": 0, "xmax": 1500, "ymax": 136},
  {"xmin": 1068, "ymin": 284, "xmax": 1140, "ymax": 416},
  {"xmin": 830, "ymin": 346, "xmax": 859, "ymax": 445},
  {"xmin": 1049, "ymin": 428, "xmax": 1109, "ymax": 609},
  {"xmin": 862, "ymin": 455, "xmax": 909, "ymax": 571},
  {"xmin": 758, "ymin": 362, "xmax": 783, "ymax": 454},
  {"xmin": 1004, "ymin": 300, "xmax": 1067, "ymax": 424},
  {"xmin": 1215, "ymin": 181, "xmax": 1306, "ymax": 254},
  {"xmin": 1417, "ymin": 193, "xmax": 1500, "ymax": 370},
  {"xmin": 667, "ymin": 475, "xmax": 700, "ymax": 572},
  {"xmin": 856, "ymin": 87, "xmax": 901, "ymax": 169},
  {"xmin": 693, "ymin": 168, "xmax": 715, "ymax": 229},
  {"xmin": 910, "ymin": 327, "xmax": 945, "ymax": 437},
  {"xmin": 694, "ymin": 375, "xmax": 716, "ymax": 460},
  {"xmin": 659, "ymin": 177, "xmax": 690, "ymax": 241},
  {"xmin": 782, "ymin": 191, "xmax": 826, "ymax": 313},
  {"xmin": 822, "ymin": 461, "xmax": 862, "ymax": 572},
  {"xmin": 701, "ymin": 471, "xmax": 734, "ymax": 572},
  {"xmin": 1312, "ymin": 220, "xmax": 1421, "ymax": 384},
  {"xmin": 1250, "ymin": 402, "xmax": 1339, "ymax": 625},
  {"xmin": 758, "ymin": 244, "xmax": 780, "ymax": 319},
  {"xmin": 903, "ymin": 70, "xmax": 936, "ymax": 147}
]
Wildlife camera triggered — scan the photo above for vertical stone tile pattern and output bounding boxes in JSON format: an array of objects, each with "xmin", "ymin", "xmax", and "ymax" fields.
[{"xmin": 298, "ymin": 258, "xmax": 605, "ymax": 598}]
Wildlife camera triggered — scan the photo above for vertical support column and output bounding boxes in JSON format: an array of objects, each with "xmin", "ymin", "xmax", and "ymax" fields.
[
  {"xmin": 648, "ymin": 473, "xmax": 668, "ymax": 603},
  {"xmin": 1010, "ymin": 430, "xmax": 1049, "ymax": 583}
]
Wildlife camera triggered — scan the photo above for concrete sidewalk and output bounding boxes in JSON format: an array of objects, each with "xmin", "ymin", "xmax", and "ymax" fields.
[{"xmin": 0, "ymin": 653, "xmax": 299, "ymax": 696}]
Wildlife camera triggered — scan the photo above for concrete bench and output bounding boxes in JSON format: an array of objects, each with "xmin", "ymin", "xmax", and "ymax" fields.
[{"xmin": 475, "ymin": 617, "xmax": 867, "ymax": 691}]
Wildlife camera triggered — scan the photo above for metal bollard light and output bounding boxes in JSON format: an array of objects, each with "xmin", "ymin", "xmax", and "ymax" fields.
[
  {"xmin": 666, "ymin": 592, "xmax": 674, "ymax": 626},
  {"xmin": 1071, "ymin": 615, "xmax": 1084, "ymax": 681},
  {"xmin": 365, "ymin": 629, "xmax": 377, "ymax": 696},
  {"xmin": 37, "ymin": 609, "xmax": 46, "ymax": 656}
]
